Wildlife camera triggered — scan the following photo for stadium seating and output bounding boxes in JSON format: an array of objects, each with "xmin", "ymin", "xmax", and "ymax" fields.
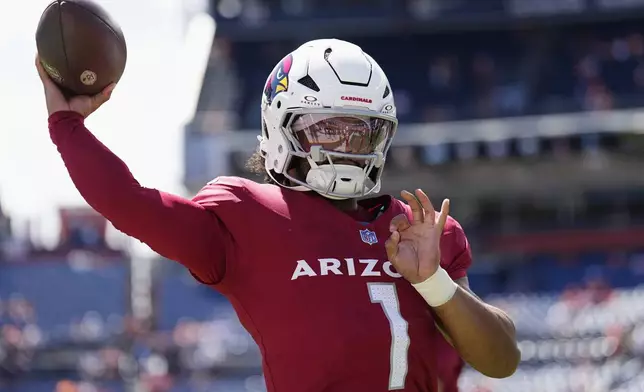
[
  {"xmin": 0, "ymin": 261, "xmax": 128, "ymax": 343},
  {"xmin": 157, "ymin": 270, "xmax": 230, "ymax": 331},
  {"xmin": 460, "ymin": 286, "xmax": 644, "ymax": 391},
  {"xmin": 218, "ymin": 21, "xmax": 644, "ymax": 129}
]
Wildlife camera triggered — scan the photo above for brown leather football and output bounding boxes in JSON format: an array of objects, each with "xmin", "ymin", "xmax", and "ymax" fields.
[{"xmin": 36, "ymin": 0, "xmax": 127, "ymax": 96}]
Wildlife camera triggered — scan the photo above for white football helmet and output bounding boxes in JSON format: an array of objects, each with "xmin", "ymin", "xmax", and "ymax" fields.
[{"xmin": 258, "ymin": 39, "xmax": 398, "ymax": 200}]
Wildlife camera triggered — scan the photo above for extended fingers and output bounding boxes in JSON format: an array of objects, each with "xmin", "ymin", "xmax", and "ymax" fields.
[
  {"xmin": 405, "ymin": 189, "xmax": 451, "ymax": 233},
  {"xmin": 401, "ymin": 190, "xmax": 424, "ymax": 224},
  {"xmin": 436, "ymin": 199, "xmax": 450, "ymax": 233},
  {"xmin": 414, "ymin": 189, "xmax": 436, "ymax": 225}
]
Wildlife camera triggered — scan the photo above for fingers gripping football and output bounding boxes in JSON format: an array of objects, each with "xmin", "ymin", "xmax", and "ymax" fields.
[{"xmin": 36, "ymin": 55, "xmax": 115, "ymax": 118}]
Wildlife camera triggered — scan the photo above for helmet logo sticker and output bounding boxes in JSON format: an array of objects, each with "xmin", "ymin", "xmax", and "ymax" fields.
[
  {"xmin": 301, "ymin": 95, "xmax": 321, "ymax": 106},
  {"xmin": 264, "ymin": 54, "xmax": 293, "ymax": 105}
]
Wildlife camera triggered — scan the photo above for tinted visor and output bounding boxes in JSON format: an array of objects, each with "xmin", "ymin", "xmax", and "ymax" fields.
[{"xmin": 292, "ymin": 114, "xmax": 395, "ymax": 157}]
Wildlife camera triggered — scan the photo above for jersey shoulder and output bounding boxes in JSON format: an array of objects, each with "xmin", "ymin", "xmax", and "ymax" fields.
[
  {"xmin": 192, "ymin": 176, "xmax": 291, "ymax": 219},
  {"xmin": 191, "ymin": 177, "xmax": 308, "ymax": 257},
  {"xmin": 192, "ymin": 176, "xmax": 248, "ymax": 207},
  {"xmin": 440, "ymin": 215, "xmax": 472, "ymax": 279}
]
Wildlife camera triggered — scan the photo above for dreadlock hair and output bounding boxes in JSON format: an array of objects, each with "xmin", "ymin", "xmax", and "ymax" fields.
[
  {"xmin": 246, "ymin": 151, "xmax": 310, "ymax": 187},
  {"xmin": 246, "ymin": 151, "xmax": 277, "ymax": 185}
]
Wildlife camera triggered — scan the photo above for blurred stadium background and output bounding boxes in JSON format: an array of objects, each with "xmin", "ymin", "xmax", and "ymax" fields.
[{"xmin": 3, "ymin": 0, "xmax": 644, "ymax": 391}]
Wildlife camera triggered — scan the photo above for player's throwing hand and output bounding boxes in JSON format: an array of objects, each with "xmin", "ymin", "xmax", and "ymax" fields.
[
  {"xmin": 35, "ymin": 55, "xmax": 115, "ymax": 118},
  {"xmin": 385, "ymin": 189, "xmax": 450, "ymax": 284}
]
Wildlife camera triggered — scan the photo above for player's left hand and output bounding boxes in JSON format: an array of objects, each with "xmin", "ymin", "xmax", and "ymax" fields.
[{"xmin": 385, "ymin": 189, "xmax": 450, "ymax": 284}]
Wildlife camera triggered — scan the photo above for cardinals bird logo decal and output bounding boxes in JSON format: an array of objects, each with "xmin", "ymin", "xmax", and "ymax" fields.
[{"xmin": 264, "ymin": 54, "xmax": 293, "ymax": 105}]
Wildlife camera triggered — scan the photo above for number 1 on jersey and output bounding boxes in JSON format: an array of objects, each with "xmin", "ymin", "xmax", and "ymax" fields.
[{"xmin": 368, "ymin": 283, "xmax": 410, "ymax": 390}]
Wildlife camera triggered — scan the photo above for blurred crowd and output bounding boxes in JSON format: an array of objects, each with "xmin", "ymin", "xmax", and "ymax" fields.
[
  {"xmin": 0, "ymin": 257, "xmax": 263, "ymax": 392},
  {"xmin": 208, "ymin": 0, "xmax": 495, "ymax": 22},
  {"xmin": 195, "ymin": 19, "xmax": 644, "ymax": 130},
  {"xmin": 461, "ymin": 286, "xmax": 644, "ymax": 392}
]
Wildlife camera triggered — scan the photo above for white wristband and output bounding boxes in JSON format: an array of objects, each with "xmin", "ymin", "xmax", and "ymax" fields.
[{"xmin": 412, "ymin": 267, "xmax": 458, "ymax": 307}]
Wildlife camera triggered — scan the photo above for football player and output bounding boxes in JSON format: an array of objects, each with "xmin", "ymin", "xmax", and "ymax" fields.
[{"xmin": 36, "ymin": 39, "xmax": 520, "ymax": 392}]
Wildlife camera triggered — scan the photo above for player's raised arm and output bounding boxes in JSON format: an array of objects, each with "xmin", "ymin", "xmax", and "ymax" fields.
[{"xmin": 37, "ymin": 57, "xmax": 228, "ymax": 285}]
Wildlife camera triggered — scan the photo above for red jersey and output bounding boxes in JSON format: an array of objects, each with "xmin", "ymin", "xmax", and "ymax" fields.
[
  {"xmin": 435, "ymin": 335, "xmax": 464, "ymax": 392},
  {"xmin": 49, "ymin": 111, "xmax": 472, "ymax": 392}
]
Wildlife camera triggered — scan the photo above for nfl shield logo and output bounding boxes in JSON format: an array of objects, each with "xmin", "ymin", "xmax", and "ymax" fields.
[{"xmin": 359, "ymin": 229, "xmax": 378, "ymax": 245}]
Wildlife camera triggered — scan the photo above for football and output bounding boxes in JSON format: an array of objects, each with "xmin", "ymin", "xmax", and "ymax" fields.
[{"xmin": 36, "ymin": 0, "xmax": 127, "ymax": 96}]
